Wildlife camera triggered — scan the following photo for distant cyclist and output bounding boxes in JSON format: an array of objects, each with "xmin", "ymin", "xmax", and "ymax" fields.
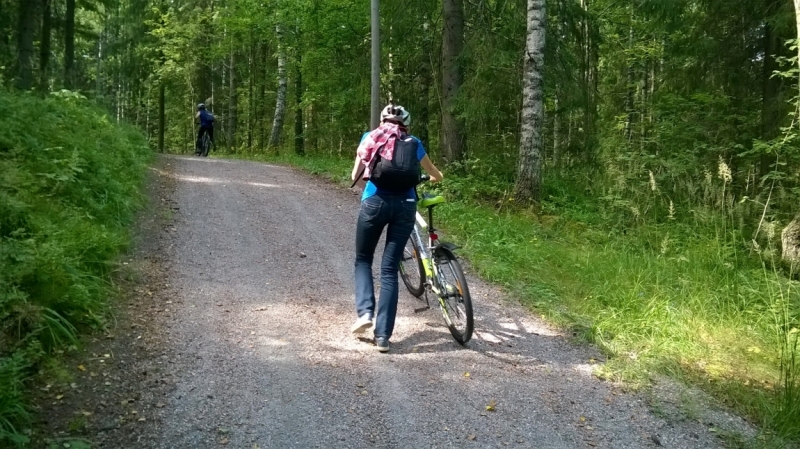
[{"xmin": 195, "ymin": 103, "xmax": 215, "ymax": 156}]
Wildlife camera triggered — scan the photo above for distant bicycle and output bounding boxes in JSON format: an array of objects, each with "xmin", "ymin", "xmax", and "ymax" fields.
[
  {"xmin": 399, "ymin": 177, "xmax": 474, "ymax": 344},
  {"xmin": 198, "ymin": 133, "xmax": 211, "ymax": 157}
]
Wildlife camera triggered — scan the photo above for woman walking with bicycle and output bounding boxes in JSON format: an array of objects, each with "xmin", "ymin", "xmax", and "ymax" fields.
[{"xmin": 350, "ymin": 104, "xmax": 443, "ymax": 352}]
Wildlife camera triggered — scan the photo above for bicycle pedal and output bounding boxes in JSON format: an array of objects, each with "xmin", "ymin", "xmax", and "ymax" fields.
[{"xmin": 413, "ymin": 306, "xmax": 430, "ymax": 313}]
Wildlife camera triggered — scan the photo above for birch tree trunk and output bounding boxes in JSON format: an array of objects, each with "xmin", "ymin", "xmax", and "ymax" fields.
[
  {"xmin": 441, "ymin": 0, "xmax": 466, "ymax": 165},
  {"xmin": 513, "ymin": 0, "xmax": 546, "ymax": 202},
  {"xmin": 269, "ymin": 24, "xmax": 287, "ymax": 150}
]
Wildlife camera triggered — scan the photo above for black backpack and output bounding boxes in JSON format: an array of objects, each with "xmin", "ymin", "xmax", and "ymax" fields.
[{"xmin": 369, "ymin": 135, "xmax": 421, "ymax": 191}]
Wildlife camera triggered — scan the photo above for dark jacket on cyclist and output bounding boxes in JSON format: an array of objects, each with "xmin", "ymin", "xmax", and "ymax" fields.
[{"xmin": 195, "ymin": 105, "xmax": 215, "ymax": 153}]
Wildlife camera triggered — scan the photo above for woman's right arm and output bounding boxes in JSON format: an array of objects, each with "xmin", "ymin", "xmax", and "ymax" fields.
[
  {"xmin": 420, "ymin": 155, "xmax": 443, "ymax": 183},
  {"xmin": 351, "ymin": 155, "xmax": 366, "ymax": 188}
]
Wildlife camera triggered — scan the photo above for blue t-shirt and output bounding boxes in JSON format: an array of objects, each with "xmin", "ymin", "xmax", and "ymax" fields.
[
  {"xmin": 199, "ymin": 110, "xmax": 215, "ymax": 127},
  {"xmin": 360, "ymin": 132, "xmax": 427, "ymax": 201}
]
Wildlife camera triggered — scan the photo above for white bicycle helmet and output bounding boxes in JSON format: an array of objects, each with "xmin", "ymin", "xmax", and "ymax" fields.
[
  {"xmin": 380, "ymin": 104, "xmax": 411, "ymax": 126},
  {"xmin": 198, "ymin": 103, "xmax": 206, "ymax": 110}
]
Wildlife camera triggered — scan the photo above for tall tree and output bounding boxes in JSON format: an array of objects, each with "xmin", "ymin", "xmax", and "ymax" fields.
[
  {"xmin": 294, "ymin": 53, "xmax": 304, "ymax": 155},
  {"xmin": 761, "ymin": 0, "xmax": 790, "ymax": 177},
  {"xmin": 64, "ymin": 0, "xmax": 75, "ymax": 89},
  {"xmin": 228, "ymin": 44, "xmax": 238, "ymax": 149},
  {"xmin": 514, "ymin": 0, "xmax": 546, "ymax": 202},
  {"xmin": 16, "ymin": 0, "xmax": 36, "ymax": 90},
  {"xmin": 40, "ymin": 0, "xmax": 52, "ymax": 89},
  {"xmin": 269, "ymin": 23, "xmax": 287, "ymax": 149},
  {"xmin": 441, "ymin": 0, "xmax": 466, "ymax": 165}
]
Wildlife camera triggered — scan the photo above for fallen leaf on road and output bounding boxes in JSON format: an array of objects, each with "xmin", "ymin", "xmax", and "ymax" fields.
[
  {"xmin": 77, "ymin": 365, "xmax": 86, "ymax": 371},
  {"xmin": 467, "ymin": 434, "xmax": 477, "ymax": 441},
  {"xmin": 463, "ymin": 372, "xmax": 470, "ymax": 378},
  {"xmin": 486, "ymin": 400, "xmax": 496, "ymax": 412}
]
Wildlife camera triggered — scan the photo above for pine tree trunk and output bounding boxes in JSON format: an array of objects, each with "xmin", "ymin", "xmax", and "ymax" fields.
[
  {"xmin": 259, "ymin": 43, "xmax": 268, "ymax": 149},
  {"xmin": 441, "ymin": 0, "xmax": 466, "ymax": 165},
  {"xmin": 16, "ymin": 0, "xmax": 36, "ymax": 90},
  {"xmin": 65, "ymin": 0, "xmax": 75, "ymax": 89},
  {"xmin": 623, "ymin": 19, "xmax": 635, "ymax": 141},
  {"xmin": 269, "ymin": 24, "xmax": 287, "ymax": 150},
  {"xmin": 158, "ymin": 83, "xmax": 165, "ymax": 152},
  {"xmin": 40, "ymin": 0, "xmax": 51, "ymax": 90},
  {"xmin": 553, "ymin": 96, "xmax": 560, "ymax": 165},
  {"xmin": 294, "ymin": 54, "xmax": 304, "ymax": 155},
  {"xmin": 247, "ymin": 36, "xmax": 255, "ymax": 149},
  {"xmin": 513, "ymin": 0, "xmax": 546, "ymax": 203},
  {"xmin": 761, "ymin": 0, "xmax": 785, "ymax": 177},
  {"xmin": 580, "ymin": 0, "xmax": 597, "ymax": 157},
  {"xmin": 228, "ymin": 47, "xmax": 238, "ymax": 150}
]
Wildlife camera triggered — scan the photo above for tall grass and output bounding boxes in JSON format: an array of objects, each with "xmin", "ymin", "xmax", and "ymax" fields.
[
  {"xmin": 433, "ymin": 159, "xmax": 800, "ymax": 441},
  {"xmin": 0, "ymin": 89, "xmax": 152, "ymax": 446}
]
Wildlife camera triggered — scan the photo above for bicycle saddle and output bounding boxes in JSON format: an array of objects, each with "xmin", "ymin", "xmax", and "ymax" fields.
[{"xmin": 419, "ymin": 194, "xmax": 446, "ymax": 209}]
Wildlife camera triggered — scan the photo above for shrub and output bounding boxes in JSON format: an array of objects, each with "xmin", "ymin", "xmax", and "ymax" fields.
[{"xmin": 0, "ymin": 90, "xmax": 152, "ymax": 445}]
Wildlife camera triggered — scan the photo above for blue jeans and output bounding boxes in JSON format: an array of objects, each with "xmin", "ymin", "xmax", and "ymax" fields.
[{"xmin": 354, "ymin": 194, "xmax": 417, "ymax": 340}]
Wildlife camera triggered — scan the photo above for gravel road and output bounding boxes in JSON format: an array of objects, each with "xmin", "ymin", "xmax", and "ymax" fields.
[{"xmin": 40, "ymin": 154, "xmax": 756, "ymax": 448}]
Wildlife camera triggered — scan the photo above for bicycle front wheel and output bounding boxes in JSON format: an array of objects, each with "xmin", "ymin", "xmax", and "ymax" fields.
[
  {"xmin": 399, "ymin": 236, "xmax": 425, "ymax": 298},
  {"xmin": 435, "ymin": 250, "xmax": 473, "ymax": 344}
]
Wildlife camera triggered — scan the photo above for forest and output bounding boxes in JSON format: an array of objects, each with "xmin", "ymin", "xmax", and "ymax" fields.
[{"xmin": 2, "ymin": 0, "xmax": 800, "ymax": 445}]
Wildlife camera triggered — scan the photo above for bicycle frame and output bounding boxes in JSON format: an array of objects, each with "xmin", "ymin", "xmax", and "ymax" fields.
[{"xmin": 409, "ymin": 208, "xmax": 448, "ymax": 298}]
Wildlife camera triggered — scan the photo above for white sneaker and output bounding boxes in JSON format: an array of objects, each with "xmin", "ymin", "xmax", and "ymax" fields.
[{"xmin": 351, "ymin": 314, "xmax": 373, "ymax": 334}]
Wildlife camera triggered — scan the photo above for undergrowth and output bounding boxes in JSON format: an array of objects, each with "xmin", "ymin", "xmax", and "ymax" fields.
[{"xmin": 0, "ymin": 89, "xmax": 151, "ymax": 446}]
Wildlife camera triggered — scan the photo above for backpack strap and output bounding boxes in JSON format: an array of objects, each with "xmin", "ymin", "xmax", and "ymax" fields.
[{"xmin": 350, "ymin": 147, "xmax": 381, "ymax": 188}]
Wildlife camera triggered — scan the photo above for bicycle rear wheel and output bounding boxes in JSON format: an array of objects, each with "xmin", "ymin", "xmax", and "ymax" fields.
[
  {"xmin": 399, "ymin": 236, "xmax": 425, "ymax": 298},
  {"xmin": 435, "ymin": 250, "xmax": 473, "ymax": 344},
  {"xmin": 201, "ymin": 135, "xmax": 210, "ymax": 157}
]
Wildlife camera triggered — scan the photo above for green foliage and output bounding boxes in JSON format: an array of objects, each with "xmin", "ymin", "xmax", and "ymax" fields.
[{"xmin": 0, "ymin": 90, "xmax": 152, "ymax": 445}]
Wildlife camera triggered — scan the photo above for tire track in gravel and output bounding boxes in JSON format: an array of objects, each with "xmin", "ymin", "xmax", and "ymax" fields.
[{"xmin": 123, "ymin": 154, "xmax": 755, "ymax": 448}]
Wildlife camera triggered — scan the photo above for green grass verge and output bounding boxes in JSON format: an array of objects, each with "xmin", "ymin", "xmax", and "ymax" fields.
[
  {"xmin": 0, "ymin": 90, "xmax": 152, "ymax": 446},
  {"xmin": 223, "ymin": 149, "xmax": 799, "ymax": 444}
]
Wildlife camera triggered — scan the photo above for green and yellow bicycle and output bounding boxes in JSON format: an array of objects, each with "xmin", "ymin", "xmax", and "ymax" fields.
[{"xmin": 399, "ymin": 182, "xmax": 474, "ymax": 344}]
